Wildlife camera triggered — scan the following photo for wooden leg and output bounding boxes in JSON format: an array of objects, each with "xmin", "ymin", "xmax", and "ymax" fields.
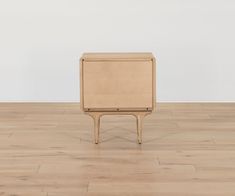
[
  {"xmin": 136, "ymin": 114, "xmax": 144, "ymax": 144},
  {"xmin": 94, "ymin": 115, "xmax": 100, "ymax": 144},
  {"xmin": 93, "ymin": 114, "xmax": 101, "ymax": 144}
]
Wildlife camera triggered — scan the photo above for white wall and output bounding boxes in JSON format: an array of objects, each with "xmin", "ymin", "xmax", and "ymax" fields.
[{"xmin": 0, "ymin": 0, "xmax": 235, "ymax": 102}]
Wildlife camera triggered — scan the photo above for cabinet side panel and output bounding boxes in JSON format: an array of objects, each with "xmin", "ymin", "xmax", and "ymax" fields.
[
  {"xmin": 83, "ymin": 61, "xmax": 153, "ymax": 109},
  {"xmin": 152, "ymin": 57, "xmax": 156, "ymax": 111},
  {"xmin": 80, "ymin": 58, "xmax": 84, "ymax": 111}
]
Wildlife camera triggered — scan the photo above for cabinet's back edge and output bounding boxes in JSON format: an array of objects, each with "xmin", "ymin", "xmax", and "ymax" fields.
[{"xmin": 81, "ymin": 52, "xmax": 155, "ymax": 61}]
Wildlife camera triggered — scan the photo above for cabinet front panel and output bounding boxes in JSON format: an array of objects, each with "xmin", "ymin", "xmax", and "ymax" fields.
[{"xmin": 82, "ymin": 61, "xmax": 153, "ymax": 110}]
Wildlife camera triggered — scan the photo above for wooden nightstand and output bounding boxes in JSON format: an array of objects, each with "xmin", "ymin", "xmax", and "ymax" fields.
[{"xmin": 80, "ymin": 53, "xmax": 156, "ymax": 144}]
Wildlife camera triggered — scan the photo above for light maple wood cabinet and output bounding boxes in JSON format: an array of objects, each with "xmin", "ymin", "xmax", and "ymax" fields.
[{"xmin": 80, "ymin": 53, "xmax": 156, "ymax": 144}]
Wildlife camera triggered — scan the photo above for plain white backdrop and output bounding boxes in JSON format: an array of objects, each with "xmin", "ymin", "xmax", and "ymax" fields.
[{"xmin": 0, "ymin": 0, "xmax": 235, "ymax": 102}]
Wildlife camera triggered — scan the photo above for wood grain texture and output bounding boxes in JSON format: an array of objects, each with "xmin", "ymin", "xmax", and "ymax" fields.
[
  {"xmin": 0, "ymin": 103, "xmax": 235, "ymax": 195},
  {"xmin": 83, "ymin": 60, "xmax": 153, "ymax": 109},
  {"xmin": 80, "ymin": 53, "xmax": 156, "ymax": 111}
]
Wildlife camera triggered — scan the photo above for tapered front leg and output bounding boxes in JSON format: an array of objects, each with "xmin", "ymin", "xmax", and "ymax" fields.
[
  {"xmin": 93, "ymin": 114, "xmax": 101, "ymax": 144},
  {"xmin": 136, "ymin": 114, "xmax": 144, "ymax": 144}
]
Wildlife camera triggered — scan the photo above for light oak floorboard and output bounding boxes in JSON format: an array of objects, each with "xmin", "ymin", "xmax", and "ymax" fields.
[{"xmin": 0, "ymin": 103, "xmax": 235, "ymax": 195}]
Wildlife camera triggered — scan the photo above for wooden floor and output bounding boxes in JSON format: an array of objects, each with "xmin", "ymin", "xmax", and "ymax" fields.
[{"xmin": 1, "ymin": 103, "xmax": 235, "ymax": 196}]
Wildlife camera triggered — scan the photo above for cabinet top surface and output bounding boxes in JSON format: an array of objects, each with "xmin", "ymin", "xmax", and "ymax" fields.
[{"xmin": 81, "ymin": 53, "xmax": 155, "ymax": 61}]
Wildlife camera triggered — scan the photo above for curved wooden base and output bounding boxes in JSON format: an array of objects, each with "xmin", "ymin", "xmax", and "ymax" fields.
[{"xmin": 86, "ymin": 111, "xmax": 151, "ymax": 144}]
